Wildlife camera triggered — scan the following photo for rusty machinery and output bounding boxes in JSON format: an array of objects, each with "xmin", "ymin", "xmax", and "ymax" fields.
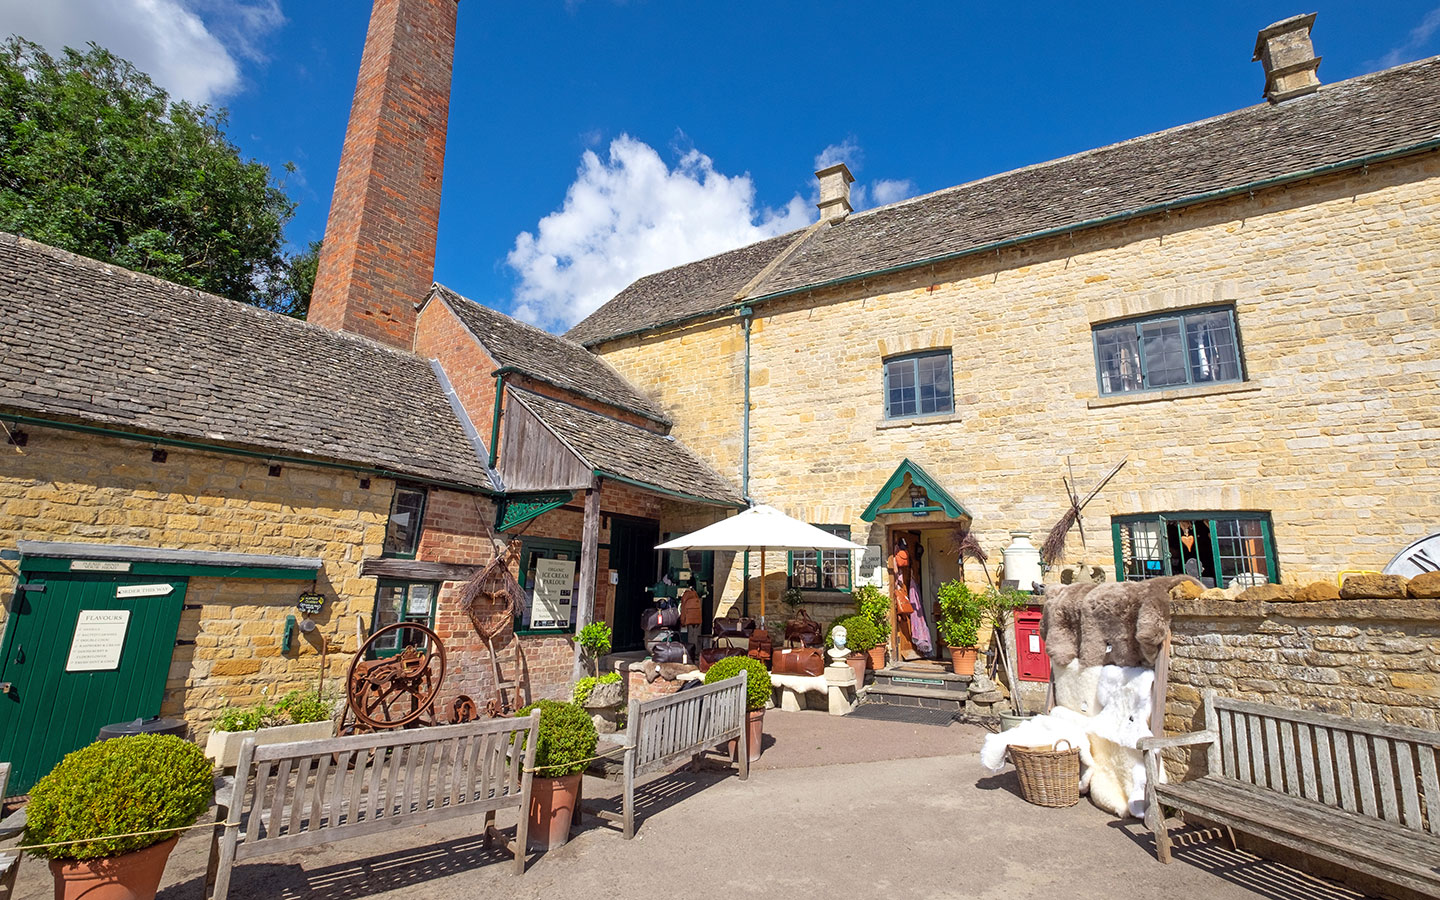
[{"xmin": 342, "ymin": 622, "xmax": 479, "ymax": 733}]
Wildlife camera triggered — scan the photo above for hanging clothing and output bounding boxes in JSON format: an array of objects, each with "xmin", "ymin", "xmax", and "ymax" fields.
[{"xmin": 907, "ymin": 576, "xmax": 932, "ymax": 656}]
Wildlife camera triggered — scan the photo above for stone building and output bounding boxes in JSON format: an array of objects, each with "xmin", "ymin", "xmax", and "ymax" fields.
[
  {"xmin": 0, "ymin": 0, "xmax": 739, "ymax": 792},
  {"xmin": 571, "ymin": 19, "xmax": 1440, "ymax": 643}
]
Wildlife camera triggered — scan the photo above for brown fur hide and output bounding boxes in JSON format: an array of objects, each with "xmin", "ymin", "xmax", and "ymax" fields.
[{"xmin": 1040, "ymin": 576, "xmax": 1193, "ymax": 668}]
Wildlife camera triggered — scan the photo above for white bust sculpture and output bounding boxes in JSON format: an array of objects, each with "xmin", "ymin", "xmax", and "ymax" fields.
[{"xmin": 827, "ymin": 625, "xmax": 850, "ymax": 664}]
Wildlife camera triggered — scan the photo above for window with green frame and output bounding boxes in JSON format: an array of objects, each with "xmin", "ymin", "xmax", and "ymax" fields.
[
  {"xmin": 884, "ymin": 350, "xmax": 954, "ymax": 419},
  {"xmin": 516, "ymin": 537, "xmax": 581, "ymax": 633},
  {"xmin": 369, "ymin": 580, "xmax": 438, "ymax": 658},
  {"xmin": 789, "ymin": 525, "xmax": 852, "ymax": 592},
  {"xmin": 382, "ymin": 485, "xmax": 427, "ymax": 558},
  {"xmin": 1093, "ymin": 307, "xmax": 1243, "ymax": 396},
  {"xmin": 1113, "ymin": 512, "xmax": 1277, "ymax": 589}
]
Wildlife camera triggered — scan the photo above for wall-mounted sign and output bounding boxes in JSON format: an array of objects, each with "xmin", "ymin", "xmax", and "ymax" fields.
[
  {"xmin": 297, "ymin": 592, "xmax": 326, "ymax": 615},
  {"xmin": 116, "ymin": 583, "xmax": 173, "ymax": 599},
  {"xmin": 71, "ymin": 560, "xmax": 130, "ymax": 572},
  {"xmin": 66, "ymin": 610, "xmax": 131, "ymax": 672},
  {"xmin": 855, "ymin": 545, "xmax": 885, "ymax": 587},
  {"xmin": 531, "ymin": 557, "xmax": 576, "ymax": 629},
  {"xmin": 406, "ymin": 585, "xmax": 433, "ymax": 616},
  {"xmin": 1385, "ymin": 533, "xmax": 1440, "ymax": 577}
]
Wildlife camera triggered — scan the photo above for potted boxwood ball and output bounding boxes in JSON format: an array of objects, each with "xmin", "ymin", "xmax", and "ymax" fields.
[
  {"xmin": 23, "ymin": 733, "xmax": 214, "ymax": 900},
  {"xmin": 826, "ymin": 615, "xmax": 876, "ymax": 686},
  {"xmin": 514, "ymin": 699, "xmax": 598, "ymax": 851},
  {"xmin": 704, "ymin": 655, "xmax": 771, "ymax": 762}
]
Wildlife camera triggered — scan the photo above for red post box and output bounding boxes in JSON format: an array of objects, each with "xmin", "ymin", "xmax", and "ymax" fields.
[{"xmin": 1014, "ymin": 605, "xmax": 1049, "ymax": 682}]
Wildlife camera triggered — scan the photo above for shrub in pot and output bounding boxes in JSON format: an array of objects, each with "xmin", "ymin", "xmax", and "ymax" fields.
[
  {"xmin": 704, "ymin": 655, "xmax": 771, "ymax": 762},
  {"xmin": 852, "ymin": 583, "xmax": 891, "ymax": 641},
  {"xmin": 828, "ymin": 614, "xmax": 883, "ymax": 671},
  {"xmin": 23, "ymin": 733, "xmax": 214, "ymax": 900},
  {"xmin": 576, "ymin": 621, "xmax": 612, "ymax": 677},
  {"xmin": 206, "ymin": 690, "xmax": 337, "ymax": 767},
  {"xmin": 514, "ymin": 699, "xmax": 598, "ymax": 851},
  {"xmin": 936, "ymin": 580, "xmax": 985, "ymax": 675}
]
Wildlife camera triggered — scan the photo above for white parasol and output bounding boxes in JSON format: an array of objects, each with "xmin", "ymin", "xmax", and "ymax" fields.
[{"xmin": 656, "ymin": 505, "xmax": 864, "ymax": 618}]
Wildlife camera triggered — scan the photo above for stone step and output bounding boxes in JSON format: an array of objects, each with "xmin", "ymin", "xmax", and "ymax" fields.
[
  {"xmin": 860, "ymin": 684, "xmax": 968, "ymax": 710},
  {"xmin": 872, "ymin": 669, "xmax": 970, "ymax": 695}
]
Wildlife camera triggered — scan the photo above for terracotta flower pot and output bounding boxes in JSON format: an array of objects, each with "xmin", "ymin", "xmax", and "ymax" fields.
[
  {"xmin": 948, "ymin": 646, "xmax": 978, "ymax": 676},
  {"xmin": 845, "ymin": 652, "xmax": 867, "ymax": 687},
  {"xmin": 746, "ymin": 708, "xmax": 764, "ymax": 762},
  {"xmin": 527, "ymin": 772, "xmax": 582, "ymax": 851},
  {"xmin": 48, "ymin": 835, "xmax": 178, "ymax": 900},
  {"xmin": 866, "ymin": 646, "xmax": 886, "ymax": 670}
]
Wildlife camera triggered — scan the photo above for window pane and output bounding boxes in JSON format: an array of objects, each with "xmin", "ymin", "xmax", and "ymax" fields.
[
  {"xmin": 372, "ymin": 585, "xmax": 406, "ymax": 651},
  {"xmin": 1141, "ymin": 319, "xmax": 1188, "ymax": 388},
  {"xmin": 1120, "ymin": 521, "xmax": 1166, "ymax": 580},
  {"xmin": 792, "ymin": 550, "xmax": 819, "ymax": 589},
  {"xmin": 383, "ymin": 488, "xmax": 426, "ymax": 555},
  {"xmin": 916, "ymin": 353, "xmax": 953, "ymax": 415},
  {"xmin": 886, "ymin": 359, "xmax": 916, "ymax": 417},
  {"xmin": 1095, "ymin": 325, "xmax": 1143, "ymax": 394},
  {"xmin": 1185, "ymin": 311, "xmax": 1240, "ymax": 384},
  {"xmin": 1216, "ymin": 518, "xmax": 1270, "ymax": 587}
]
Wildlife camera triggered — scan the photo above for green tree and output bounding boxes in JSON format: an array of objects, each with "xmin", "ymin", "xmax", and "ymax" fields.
[{"xmin": 0, "ymin": 37, "xmax": 297, "ymax": 308}]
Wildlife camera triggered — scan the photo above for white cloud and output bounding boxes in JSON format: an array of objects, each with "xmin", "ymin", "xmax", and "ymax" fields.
[
  {"xmin": 508, "ymin": 135, "xmax": 814, "ymax": 331},
  {"xmin": 814, "ymin": 138, "xmax": 863, "ymax": 171},
  {"xmin": 813, "ymin": 138, "xmax": 917, "ymax": 210},
  {"xmin": 0, "ymin": 0, "xmax": 284, "ymax": 104},
  {"xmin": 869, "ymin": 178, "xmax": 918, "ymax": 207},
  {"xmin": 1378, "ymin": 4, "xmax": 1440, "ymax": 67}
]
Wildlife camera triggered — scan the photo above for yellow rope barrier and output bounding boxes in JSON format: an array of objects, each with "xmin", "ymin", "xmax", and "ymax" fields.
[
  {"xmin": 523, "ymin": 744, "xmax": 633, "ymax": 774},
  {"xmin": 14, "ymin": 819, "xmax": 239, "ymax": 854}
]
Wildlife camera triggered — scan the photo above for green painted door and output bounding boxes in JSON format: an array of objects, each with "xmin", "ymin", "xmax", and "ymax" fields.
[{"xmin": 0, "ymin": 572, "xmax": 187, "ymax": 793}]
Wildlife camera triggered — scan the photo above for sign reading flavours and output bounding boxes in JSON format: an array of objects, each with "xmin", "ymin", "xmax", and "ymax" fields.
[
  {"xmin": 66, "ymin": 609, "xmax": 131, "ymax": 672},
  {"xmin": 531, "ymin": 557, "xmax": 576, "ymax": 629},
  {"xmin": 297, "ymin": 592, "xmax": 326, "ymax": 615}
]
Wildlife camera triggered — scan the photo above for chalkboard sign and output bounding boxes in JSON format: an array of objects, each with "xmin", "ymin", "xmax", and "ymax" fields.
[{"xmin": 297, "ymin": 592, "xmax": 326, "ymax": 614}]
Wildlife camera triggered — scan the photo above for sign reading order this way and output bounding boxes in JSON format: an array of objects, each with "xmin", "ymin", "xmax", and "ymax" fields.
[
  {"xmin": 116, "ymin": 583, "xmax": 173, "ymax": 599},
  {"xmin": 66, "ymin": 610, "xmax": 132, "ymax": 672}
]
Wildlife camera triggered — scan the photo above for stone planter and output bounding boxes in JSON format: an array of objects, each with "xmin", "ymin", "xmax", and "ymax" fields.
[
  {"xmin": 582, "ymin": 678, "xmax": 624, "ymax": 733},
  {"xmin": 205, "ymin": 720, "xmax": 336, "ymax": 768},
  {"xmin": 49, "ymin": 835, "xmax": 178, "ymax": 900}
]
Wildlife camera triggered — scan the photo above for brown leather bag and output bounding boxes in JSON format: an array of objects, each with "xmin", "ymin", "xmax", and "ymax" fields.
[
  {"xmin": 679, "ymin": 588, "xmax": 702, "ymax": 626},
  {"xmin": 713, "ymin": 616, "xmax": 756, "ymax": 638},
  {"xmin": 773, "ymin": 647, "xmax": 825, "ymax": 677},
  {"xmin": 698, "ymin": 646, "xmax": 745, "ymax": 672},
  {"xmin": 747, "ymin": 629, "xmax": 773, "ymax": 665},
  {"xmin": 784, "ymin": 608, "xmax": 823, "ymax": 647}
]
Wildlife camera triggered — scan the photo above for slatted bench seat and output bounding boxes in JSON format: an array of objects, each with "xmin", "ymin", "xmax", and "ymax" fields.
[
  {"xmin": 0, "ymin": 763, "xmax": 19, "ymax": 900},
  {"xmin": 1142, "ymin": 691, "xmax": 1440, "ymax": 898},
  {"xmin": 206, "ymin": 714, "xmax": 540, "ymax": 900},
  {"xmin": 583, "ymin": 672, "xmax": 749, "ymax": 839}
]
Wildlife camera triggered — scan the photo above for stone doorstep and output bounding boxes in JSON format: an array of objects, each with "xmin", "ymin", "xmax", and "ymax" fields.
[
  {"xmin": 872, "ymin": 668, "xmax": 971, "ymax": 695},
  {"xmin": 860, "ymin": 684, "xmax": 968, "ymax": 711}
]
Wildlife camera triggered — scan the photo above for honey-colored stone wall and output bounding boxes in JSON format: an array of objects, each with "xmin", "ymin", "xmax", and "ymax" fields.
[
  {"xmin": 597, "ymin": 153, "xmax": 1440, "ymax": 595},
  {"xmin": 0, "ymin": 425, "xmax": 392, "ymax": 737}
]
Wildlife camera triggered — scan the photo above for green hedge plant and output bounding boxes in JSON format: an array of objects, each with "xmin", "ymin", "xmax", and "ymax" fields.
[
  {"xmin": 703, "ymin": 655, "xmax": 771, "ymax": 710},
  {"xmin": 514, "ymin": 699, "xmax": 599, "ymax": 778},
  {"xmin": 212, "ymin": 690, "xmax": 333, "ymax": 732},
  {"xmin": 23, "ymin": 734, "xmax": 214, "ymax": 860},
  {"xmin": 825, "ymin": 614, "xmax": 879, "ymax": 652},
  {"xmin": 935, "ymin": 580, "xmax": 985, "ymax": 649}
]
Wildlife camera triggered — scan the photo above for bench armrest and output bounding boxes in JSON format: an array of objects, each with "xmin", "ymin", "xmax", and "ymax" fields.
[
  {"xmin": 1139, "ymin": 729, "xmax": 1217, "ymax": 752},
  {"xmin": 213, "ymin": 775, "xmax": 236, "ymax": 809}
]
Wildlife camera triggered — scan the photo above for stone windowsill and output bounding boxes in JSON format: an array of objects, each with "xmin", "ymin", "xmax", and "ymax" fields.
[
  {"xmin": 1086, "ymin": 381, "xmax": 1261, "ymax": 409},
  {"xmin": 875, "ymin": 411, "xmax": 964, "ymax": 431}
]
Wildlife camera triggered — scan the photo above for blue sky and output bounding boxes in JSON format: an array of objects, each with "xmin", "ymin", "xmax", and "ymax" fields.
[{"xmin": 4, "ymin": 1, "xmax": 1440, "ymax": 331}]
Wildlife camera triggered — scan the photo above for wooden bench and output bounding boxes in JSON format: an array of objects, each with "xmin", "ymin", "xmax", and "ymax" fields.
[
  {"xmin": 585, "ymin": 672, "xmax": 749, "ymax": 839},
  {"xmin": 207, "ymin": 714, "xmax": 540, "ymax": 900},
  {"xmin": 1142, "ymin": 691, "xmax": 1440, "ymax": 897},
  {"xmin": 0, "ymin": 763, "xmax": 18, "ymax": 900}
]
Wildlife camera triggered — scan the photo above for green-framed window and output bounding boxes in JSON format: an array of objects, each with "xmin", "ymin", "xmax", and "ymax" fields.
[
  {"xmin": 516, "ymin": 537, "xmax": 581, "ymax": 634},
  {"xmin": 1112, "ymin": 512, "xmax": 1277, "ymax": 589},
  {"xmin": 1093, "ymin": 307, "xmax": 1244, "ymax": 396},
  {"xmin": 382, "ymin": 485, "xmax": 428, "ymax": 558},
  {"xmin": 370, "ymin": 580, "xmax": 438, "ymax": 658},
  {"xmin": 884, "ymin": 351, "xmax": 953, "ymax": 419},
  {"xmin": 789, "ymin": 525, "xmax": 853, "ymax": 592}
]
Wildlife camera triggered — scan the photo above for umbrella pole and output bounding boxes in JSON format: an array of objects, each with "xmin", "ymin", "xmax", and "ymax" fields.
[{"xmin": 760, "ymin": 548, "xmax": 766, "ymax": 622}]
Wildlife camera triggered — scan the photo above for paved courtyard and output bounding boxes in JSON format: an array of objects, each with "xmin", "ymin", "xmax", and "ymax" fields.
[{"xmin": 8, "ymin": 711, "xmax": 1373, "ymax": 900}]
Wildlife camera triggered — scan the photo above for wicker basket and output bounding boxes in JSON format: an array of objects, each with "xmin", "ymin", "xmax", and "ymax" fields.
[{"xmin": 1010, "ymin": 739, "xmax": 1081, "ymax": 808}]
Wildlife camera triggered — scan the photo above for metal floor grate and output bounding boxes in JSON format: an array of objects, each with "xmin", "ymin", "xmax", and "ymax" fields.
[{"xmin": 846, "ymin": 702, "xmax": 961, "ymax": 728}]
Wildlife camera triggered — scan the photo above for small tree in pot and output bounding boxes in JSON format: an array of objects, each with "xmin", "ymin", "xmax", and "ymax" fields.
[
  {"xmin": 704, "ymin": 655, "xmax": 771, "ymax": 762},
  {"xmin": 827, "ymin": 614, "xmax": 880, "ymax": 683},
  {"xmin": 852, "ymin": 584, "xmax": 891, "ymax": 668},
  {"xmin": 935, "ymin": 580, "xmax": 985, "ymax": 675},
  {"xmin": 514, "ymin": 699, "xmax": 598, "ymax": 851},
  {"xmin": 23, "ymin": 734, "xmax": 214, "ymax": 900}
]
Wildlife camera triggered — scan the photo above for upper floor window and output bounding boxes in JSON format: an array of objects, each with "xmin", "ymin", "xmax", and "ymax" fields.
[
  {"xmin": 1093, "ymin": 308, "xmax": 1242, "ymax": 396},
  {"xmin": 1113, "ymin": 512, "xmax": 1276, "ymax": 589},
  {"xmin": 885, "ymin": 351, "xmax": 953, "ymax": 419},
  {"xmin": 382, "ymin": 485, "xmax": 427, "ymax": 558},
  {"xmin": 789, "ymin": 525, "xmax": 853, "ymax": 592}
]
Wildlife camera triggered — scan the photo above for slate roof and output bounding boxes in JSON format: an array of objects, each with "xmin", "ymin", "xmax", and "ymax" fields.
[
  {"xmin": 568, "ymin": 55, "xmax": 1440, "ymax": 347},
  {"xmin": 432, "ymin": 285, "xmax": 668, "ymax": 423},
  {"xmin": 508, "ymin": 388, "xmax": 744, "ymax": 506},
  {"xmin": 0, "ymin": 234, "xmax": 494, "ymax": 490}
]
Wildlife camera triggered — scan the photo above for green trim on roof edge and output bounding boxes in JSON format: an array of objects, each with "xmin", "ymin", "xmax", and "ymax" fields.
[{"xmin": 860, "ymin": 459, "xmax": 970, "ymax": 522}]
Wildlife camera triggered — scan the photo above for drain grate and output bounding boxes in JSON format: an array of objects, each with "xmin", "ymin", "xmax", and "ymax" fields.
[{"xmin": 846, "ymin": 703, "xmax": 961, "ymax": 728}]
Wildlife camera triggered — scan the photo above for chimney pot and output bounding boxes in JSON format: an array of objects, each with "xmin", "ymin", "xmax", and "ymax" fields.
[
  {"xmin": 1253, "ymin": 13, "xmax": 1321, "ymax": 103},
  {"xmin": 815, "ymin": 163, "xmax": 855, "ymax": 223}
]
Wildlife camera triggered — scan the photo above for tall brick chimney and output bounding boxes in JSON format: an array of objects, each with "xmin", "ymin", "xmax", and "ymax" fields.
[{"xmin": 308, "ymin": 0, "xmax": 459, "ymax": 349}]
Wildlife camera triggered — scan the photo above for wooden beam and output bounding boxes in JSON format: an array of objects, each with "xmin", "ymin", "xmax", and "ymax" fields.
[
  {"xmin": 572, "ymin": 478, "xmax": 603, "ymax": 682},
  {"xmin": 359, "ymin": 558, "xmax": 478, "ymax": 582}
]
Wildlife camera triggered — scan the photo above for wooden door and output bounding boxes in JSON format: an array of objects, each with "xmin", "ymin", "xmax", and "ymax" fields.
[
  {"xmin": 609, "ymin": 517, "xmax": 660, "ymax": 651},
  {"xmin": 0, "ymin": 572, "xmax": 186, "ymax": 792}
]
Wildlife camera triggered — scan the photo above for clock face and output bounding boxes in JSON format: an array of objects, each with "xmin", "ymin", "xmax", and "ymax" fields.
[{"xmin": 1384, "ymin": 533, "xmax": 1440, "ymax": 578}]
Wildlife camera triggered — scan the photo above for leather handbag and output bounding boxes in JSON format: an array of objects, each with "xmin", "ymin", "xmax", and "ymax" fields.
[
  {"xmin": 747, "ymin": 629, "xmax": 773, "ymax": 664},
  {"xmin": 784, "ymin": 609, "xmax": 823, "ymax": 647},
  {"xmin": 773, "ymin": 647, "xmax": 825, "ymax": 677},
  {"xmin": 713, "ymin": 617, "xmax": 756, "ymax": 639},
  {"xmin": 698, "ymin": 646, "xmax": 745, "ymax": 673},
  {"xmin": 650, "ymin": 642, "xmax": 689, "ymax": 664},
  {"xmin": 642, "ymin": 605, "xmax": 681, "ymax": 630}
]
